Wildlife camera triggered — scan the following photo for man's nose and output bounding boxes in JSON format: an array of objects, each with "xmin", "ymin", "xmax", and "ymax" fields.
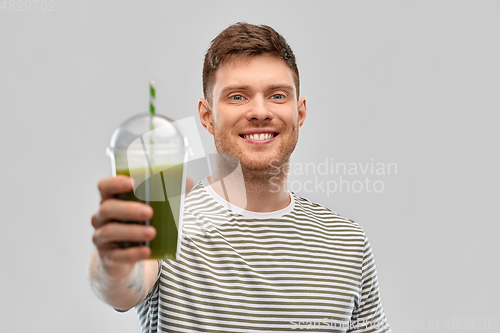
[{"xmin": 245, "ymin": 96, "xmax": 273, "ymax": 122}]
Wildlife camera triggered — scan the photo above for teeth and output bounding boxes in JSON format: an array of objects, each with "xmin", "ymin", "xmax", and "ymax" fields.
[{"xmin": 243, "ymin": 133, "xmax": 275, "ymax": 140}]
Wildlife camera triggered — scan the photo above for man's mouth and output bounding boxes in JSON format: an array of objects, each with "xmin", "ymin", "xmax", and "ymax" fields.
[{"xmin": 240, "ymin": 133, "xmax": 277, "ymax": 141}]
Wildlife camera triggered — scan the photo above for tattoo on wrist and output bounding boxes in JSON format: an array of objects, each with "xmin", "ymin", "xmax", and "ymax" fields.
[{"xmin": 127, "ymin": 262, "xmax": 145, "ymax": 302}]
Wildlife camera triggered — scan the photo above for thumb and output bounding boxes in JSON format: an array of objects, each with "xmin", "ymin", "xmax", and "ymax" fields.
[{"xmin": 185, "ymin": 177, "xmax": 194, "ymax": 196}]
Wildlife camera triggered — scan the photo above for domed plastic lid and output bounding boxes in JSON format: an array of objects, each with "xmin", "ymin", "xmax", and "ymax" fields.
[
  {"xmin": 107, "ymin": 113, "xmax": 189, "ymax": 174},
  {"xmin": 109, "ymin": 113, "xmax": 188, "ymax": 152}
]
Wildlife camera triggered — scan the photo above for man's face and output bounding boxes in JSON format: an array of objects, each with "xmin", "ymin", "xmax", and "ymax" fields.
[{"xmin": 199, "ymin": 54, "xmax": 307, "ymax": 172}]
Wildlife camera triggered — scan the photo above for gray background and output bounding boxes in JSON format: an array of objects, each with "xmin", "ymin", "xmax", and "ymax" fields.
[{"xmin": 1, "ymin": 0, "xmax": 499, "ymax": 332}]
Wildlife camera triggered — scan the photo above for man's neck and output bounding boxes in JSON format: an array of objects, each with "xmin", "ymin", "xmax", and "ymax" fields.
[{"xmin": 208, "ymin": 160, "xmax": 290, "ymax": 213}]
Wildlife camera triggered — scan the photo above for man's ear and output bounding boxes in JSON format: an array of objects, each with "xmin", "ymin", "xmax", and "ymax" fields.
[
  {"xmin": 297, "ymin": 97, "xmax": 307, "ymax": 128},
  {"xmin": 198, "ymin": 98, "xmax": 214, "ymax": 135}
]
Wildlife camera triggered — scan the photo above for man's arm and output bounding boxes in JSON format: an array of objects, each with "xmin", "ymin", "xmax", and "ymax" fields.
[
  {"xmin": 348, "ymin": 236, "xmax": 391, "ymax": 332},
  {"xmin": 89, "ymin": 176, "xmax": 158, "ymax": 311},
  {"xmin": 89, "ymin": 251, "xmax": 159, "ymax": 311}
]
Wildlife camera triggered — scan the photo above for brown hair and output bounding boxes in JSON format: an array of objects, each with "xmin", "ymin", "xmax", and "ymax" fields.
[{"xmin": 203, "ymin": 22, "xmax": 300, "ymax": 104}]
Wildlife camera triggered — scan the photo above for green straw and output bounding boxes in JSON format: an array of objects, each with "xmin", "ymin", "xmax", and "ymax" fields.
[
  {"xmin": 149, "ymin": 80, "xmax": 156, "ymax": 116},
  {"xmin": 149, "ymin": 81, "xmax": 156, "ymax": 165}
]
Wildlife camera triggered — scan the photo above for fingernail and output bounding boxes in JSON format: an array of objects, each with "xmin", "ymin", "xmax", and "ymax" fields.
[
  {"xmin": 123, "ymin": 178, "xmax": 133, "ymax": 189},
  {"xmin": 144, "ymin": 226, "xmax": 156, "ymax": 237},
  {"xmin": 140, "ymin": 206, "xmax": 153, "ymax": 218}
]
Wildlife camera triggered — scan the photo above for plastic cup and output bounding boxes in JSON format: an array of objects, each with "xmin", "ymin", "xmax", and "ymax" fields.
[{"xmin": 107, "ymin": 113, "xmax": 189, "ymax": 260}]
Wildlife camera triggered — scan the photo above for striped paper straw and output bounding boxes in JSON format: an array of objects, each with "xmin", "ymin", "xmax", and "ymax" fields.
[
  {"xmin": 149, "ymin": 81, "xmax": 156, "ymax": 164},
  {"xmin": 149, "ymin": 80, "xmax": 156, "ymax": 116}
]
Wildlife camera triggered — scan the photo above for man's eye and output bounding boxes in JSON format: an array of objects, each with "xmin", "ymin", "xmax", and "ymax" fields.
[
  {"xmin": 271, "ymin": 94, "xmax": 285, "ymax": 100},
  {"xmin": 230, "ymin": 95, "xmax": 244, "ymax": 101}
]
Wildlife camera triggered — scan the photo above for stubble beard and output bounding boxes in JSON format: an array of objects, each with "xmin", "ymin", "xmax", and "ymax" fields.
[{"xmin": 212, "ymin": 125, "xmax": 299, "ymax": 187}]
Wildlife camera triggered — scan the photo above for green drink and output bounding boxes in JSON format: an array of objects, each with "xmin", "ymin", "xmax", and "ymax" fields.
[
  {"xmin": 117, "ymin": 165, "xmax": 184, "ymax": 260},
  {"xmin": 108, "ymin": 112, "xmax": 189, "ymax": 261}
]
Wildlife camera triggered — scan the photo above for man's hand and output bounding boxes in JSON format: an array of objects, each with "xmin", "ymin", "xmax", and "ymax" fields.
[
  {"xmin": 89, "ymin": 175, "xmax": 159, "ymax": 310},
  {"xmin": 91, "ymin": 175, "xmax": 156, "ymax": 279},
  {"xmin": 89, "ymin": 175, "xmax": 194, "ymax": 310}
]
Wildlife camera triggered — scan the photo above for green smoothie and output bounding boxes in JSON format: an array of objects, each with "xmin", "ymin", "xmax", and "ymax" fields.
[{"xmin": 116, "ymin": 164, "xmax": 184, "ymax": 260}]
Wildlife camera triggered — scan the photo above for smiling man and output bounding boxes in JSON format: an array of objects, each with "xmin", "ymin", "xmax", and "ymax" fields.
[
  {"xmin": 198, "ymin": 52, "xmax": 306, "ymax": 213},
  {"xmin": 90, "ymin": 22, "xmax": 391, "ymax": 332}
]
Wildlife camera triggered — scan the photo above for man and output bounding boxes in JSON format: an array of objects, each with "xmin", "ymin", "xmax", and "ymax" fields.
[{"xmin": 90, "ymin": 22, "xmax": 391, "ymax": 332}]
